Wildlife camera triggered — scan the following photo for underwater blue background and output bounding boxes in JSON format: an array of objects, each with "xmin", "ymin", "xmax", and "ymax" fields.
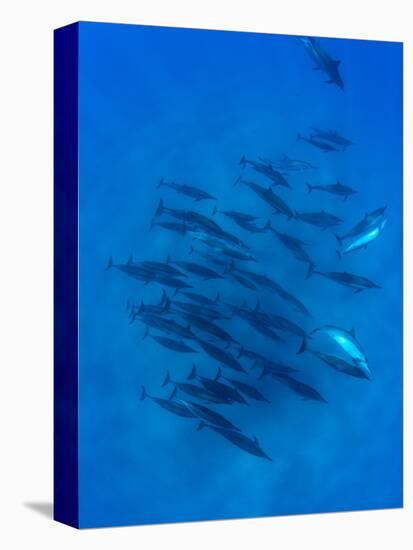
[{"xmin": 77, "ymin": 22, "xmax": 402, "ymax": 528}]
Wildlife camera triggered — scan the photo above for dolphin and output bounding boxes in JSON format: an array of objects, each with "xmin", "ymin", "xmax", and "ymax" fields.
[
  {"xmin": 162, "ymin": 370, "xmax": 230, "ymax": 404},
  {"xmin": 336, "ymin": 207, "xmax": 387, "ymax": 242},
  {"xmin": 229, "ymin": 271, "xmax": 258, "ymax": 290},
  {"xmin": 180, "ymin": 400, "xmax": 240, "ymax": 431},
  {"xmin": 216, "ymin": 371, "xmax": 270, "ymax": 403},
  {"xmin": 196, "ymin": 339, "xmax": 246, "ymax": 373},
  {"xmin": 139, "ymin": 386, "xmax": 195, "ymax": 418},
  {"xmin": 129, "ymin": 290, "xmax": 170, "ymax": 319},
  {"xmin": 140, "ymin": 258, "xmax": 187, "ymax": 278},
  {"xmin": 309, "ymin": 127, "xmax": 353, "ymax": 149},
  {"xmin": 181, "ymin": 291, "xmax": 220, "ymax": 306},
  {"xmin": 150, "ymin": 334, "xmax": 199, "ymax": 354},
  {"xmin": 295, "ymin": 209, "xmax": 343, "ymax": 230},
  {"xmin": 245, "ymin": 318, "xmax": 285, "ymax": 343},
  {"xmin": 297, "ymin": 337, "xmax": 370, "ymax": 379},
  {"xmin": 230, "ymin": 265, "xmax": 311, "ymax": 316},
  {"xmin": 188, "ymin": 365, "xmax": 248, "ymax": 405},
  {"xmin": 336, "ymin": 217, "xmax": 387, "ymax": 258},
  {"xmin": 157, "ymin": 178, "xmax": 217, "ymax": 201},
  {"xmin": 297, "ymin": 133, "xmax": 339, "ymax": 152},
  {"xmin": 180, "ymin": 312, "xmax": 239, "ymax": 347},
  {"xmin": 305, "ymin": 325, "xmax": 370, "ymax": 378},
  {"xmin": 212, "ymin": 205, "xmax": 259, "ymax": 223},
  {"xmin": 307, "ymin": 267, "xmax": 381, "ymax": 293},
  {"xmin": 272, "ymin": 372, "xmax": 328, "ymax": 403},
  {"xmin": 171, "ymin": 299, "xmax": 229, "ymax": 321},
  {"xmin": 169, "ymin": 259, "xmax": 224, "ymax": 280},
  {"xmin": 300, "ymin": 36, "xmax": 344, "ymax": 90},
  {"xmin": 263, "ymin": 154, "xmax": 317, "ymax": 172},
  {"xmin": 239, "ymin": 155, "xmax": 291, "ymax": 189},
  {"xmin": 138, "ymin": 313, "xmax": 197, "ymax": 340},
  {"xmin": 234, "ymin": 177, "xmax": 295, "ymax": 219},
  {"xmin": 105, "ymin": 255, "xmax": 154, "ymax": 283},
  {"xmin": 197, "ymin": 421, "xmax": 272, "ymax": 461},
  {"xmin": 236, "ymin": 346, "xmax": 298, "ymax": 373},
  {"xmin": 306, "ymin": 181, "xmax": 357, "ymax": 200},
  {"xmin": 267, "ymin": 221, "xmax": 315, "ymax": 277}
]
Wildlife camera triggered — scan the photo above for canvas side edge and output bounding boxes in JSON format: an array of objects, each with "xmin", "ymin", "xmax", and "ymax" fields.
[{"xmin": 53, "ymin": 22, "xmax": 80, "ymax": 529}]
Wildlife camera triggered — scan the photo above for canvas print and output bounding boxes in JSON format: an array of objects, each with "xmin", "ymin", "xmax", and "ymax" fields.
[{"xmin": 54, "ymin": 22, "xmax": 403, "ymax": 528}]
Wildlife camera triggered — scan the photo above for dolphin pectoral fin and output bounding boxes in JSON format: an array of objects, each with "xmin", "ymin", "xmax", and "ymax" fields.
[
  {"xmin": 187, "ymin": 364, "xmax": 197, "ymax": 380},
  {"xmin": 196, "ymin": 420, "xmax": 206, "ymax": 431},
  {"xmin": 105, "ymin": 256, "xmax": 113, "ymax": 271},
  {"xmin": 324, "ymin": 79, "xmax": 334, "ymax": 84},
  {"xmin": 162, "ymin": 370, "xmax": 171, "ymax": 387},
  {"xmin": 139, "ymin": 386, "xmax": 147, "ymax": 401},
  {"xmin": 354, "ymin": 288, "xmax": 363, "ymax": 294},
  {"xmin": 305, "ymin": 263, "xmax": 314, "ymax": 280},
  {"xmin": 297, "ymin": 336, "xmax": 307, "ymax": 355}
]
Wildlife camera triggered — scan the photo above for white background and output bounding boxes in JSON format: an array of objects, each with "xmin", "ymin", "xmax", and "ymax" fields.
[{"xmin": 0, "ymin": 1, "xmax": 410, "ymax": 548}]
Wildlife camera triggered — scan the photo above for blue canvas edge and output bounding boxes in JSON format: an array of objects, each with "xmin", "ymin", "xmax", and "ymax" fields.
[{"xmin": 53, "ymin": 22, "xmax": 80, "ymax": 529}]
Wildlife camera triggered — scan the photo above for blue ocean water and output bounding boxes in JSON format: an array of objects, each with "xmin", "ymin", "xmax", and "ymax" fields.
[{"xmin": 77, "ymin": 22, "xmax": 403, "ymax": 528}]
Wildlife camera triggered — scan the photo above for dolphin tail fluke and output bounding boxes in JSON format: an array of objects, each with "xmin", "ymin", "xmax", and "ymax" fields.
[
  {"xmin": 155, "ymin": 198, "xmax": 164, "ymax": 217},
  {"xmin": 162, "ymin": 370, "xmax": 171, "ymax": 387},
  {"xmin": 296, "ymin": 335, "xmax": 307, "ymax": 355},
  {"xmin": 139, "ymin": 386, "xmax": 147, "ymax": 401},
  {"xmin": 105, "ymin": 256, "xmax": 113, "ymax": 271},
  {"xmin": 197, "ymin": 420, "xmax": 206, "ymax": 431},
  {"xmin": 306, "ymin": 183, "xmax": 313, "ymax": 194}
]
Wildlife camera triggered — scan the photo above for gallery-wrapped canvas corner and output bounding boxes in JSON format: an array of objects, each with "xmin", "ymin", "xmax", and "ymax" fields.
[{"xmin": 54, "ymin": 21, "xmax": 403, "ymax": 529}]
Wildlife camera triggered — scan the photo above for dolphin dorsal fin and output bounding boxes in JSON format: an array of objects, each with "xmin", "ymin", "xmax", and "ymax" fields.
[
  {"xmin": 127, "ymin": 254, "xmax": 133, "ymax": 265},
  {"xmin": 334, "ymin": 60, "xmax": 341, "ymax": 67},
  {"xmin": 253, "ymin": 436, "xmax": 259, "ymax": 446},
  {"xmin": 254, "ymin": 299, "xmax": 261, "ymax": 312}
]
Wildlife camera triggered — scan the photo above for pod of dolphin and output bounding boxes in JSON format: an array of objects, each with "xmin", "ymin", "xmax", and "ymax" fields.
[{"xmin": 106, "ymin": 37, "xmax": 387, "ymax": 462}]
